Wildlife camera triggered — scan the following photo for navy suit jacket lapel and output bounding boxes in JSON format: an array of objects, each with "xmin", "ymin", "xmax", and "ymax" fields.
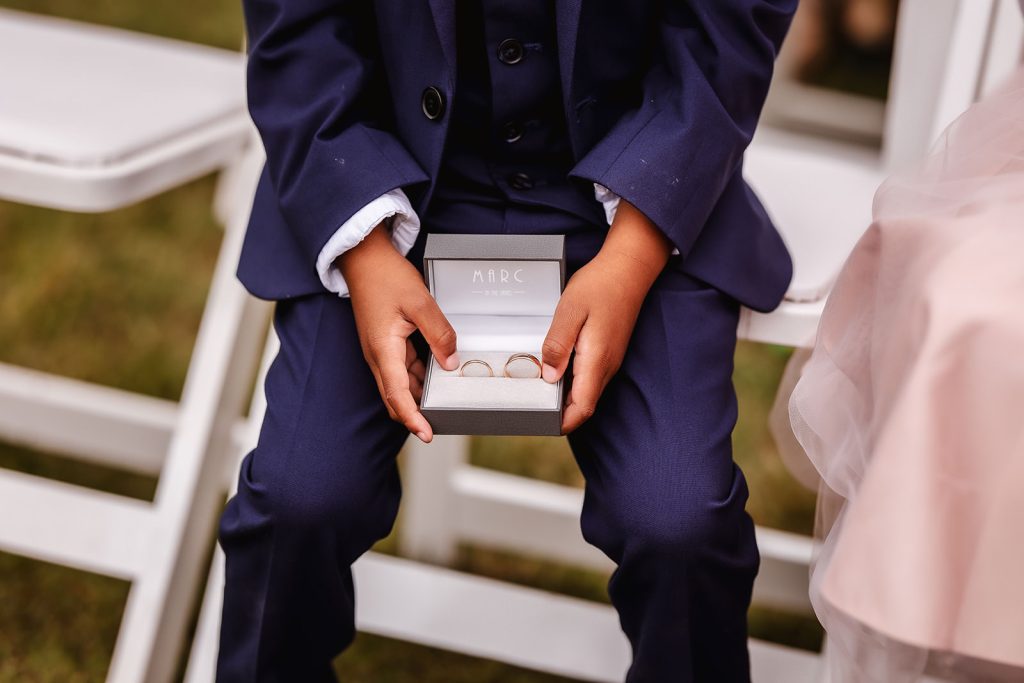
[
  {"xmin": 554, "ymin": 0, "xmax": 583, "ymax": 105},
  {"xmin": 426, "ymin": 0, "xmax": 457, "ymax": 70}
]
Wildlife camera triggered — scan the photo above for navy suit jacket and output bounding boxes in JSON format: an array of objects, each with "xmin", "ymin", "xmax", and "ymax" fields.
[{"xmin": 237, "ymin": 0, "xmax": 796, "ymax": 312}]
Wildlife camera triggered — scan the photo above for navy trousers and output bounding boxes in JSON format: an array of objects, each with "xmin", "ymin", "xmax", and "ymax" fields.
[{"xmin": 217, "ymin": 203, "xmax": 759, "ymax": 682}]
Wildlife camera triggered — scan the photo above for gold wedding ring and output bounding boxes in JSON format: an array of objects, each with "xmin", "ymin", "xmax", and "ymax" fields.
[
  {"xmin": 503, "ymin": 353, "xmax": 542, "ymax": 379},
  {"xmin": 458, "ymin": 359, "xmax": 494, "ymax": 377},
  {"xmin": 457, "ymin": 354, "xmax": 542, "ymax": 379}
]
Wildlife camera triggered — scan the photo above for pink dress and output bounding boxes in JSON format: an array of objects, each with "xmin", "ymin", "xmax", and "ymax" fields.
[{"xmin": 784, "ymin": 69, "xmax": 1024, "ymax": 682}]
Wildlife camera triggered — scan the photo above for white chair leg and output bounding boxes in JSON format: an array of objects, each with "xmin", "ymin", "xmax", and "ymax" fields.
[
  {"xmin": 398, "ymin": 435, "xmax": 470, "ymax": 565},
  {"xmin": 184, "ymin": 545, "xmax": 226, "ymax": 683},
  {"xmin": 211, "ymin": 126, "xmax": 263, "ymax": 229},
  {"xmin": 183, "ymin": 328, "xmax": 279, "ymax": 683},
  {"xmin": 105, "ymin": 142, "xmax": 271, "ymax": 683}
]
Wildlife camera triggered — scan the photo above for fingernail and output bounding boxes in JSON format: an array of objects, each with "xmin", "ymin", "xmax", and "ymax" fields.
[
  {"xmin": 416, "ymin": 431, "xmax": 430, "ymax": 443},
  {"xmin": 446, "ymin": 352, "xmax": 460, "ymax": 370},
  {"xmin": 542, "ymin": 364, "xmax": 559, "ymax": 383}
]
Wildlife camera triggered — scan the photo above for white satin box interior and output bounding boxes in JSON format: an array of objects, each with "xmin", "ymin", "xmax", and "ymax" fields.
[{"xmin": 421, "ymin": 233, "xmax": 566, "ymax": 436}]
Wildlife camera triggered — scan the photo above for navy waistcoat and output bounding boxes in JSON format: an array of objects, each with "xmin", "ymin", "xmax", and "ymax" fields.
[{"xmin": 428, "ymin": 0, "xmax": 606, "ymax": 229}]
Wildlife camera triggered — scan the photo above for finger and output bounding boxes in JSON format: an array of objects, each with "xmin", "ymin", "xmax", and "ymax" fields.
[
  {"xmin": 407, "ymin": 296, "xmax": 459, "ymax": 370},
  {"xmin": 405, "ymin": 339, "xmax": 418, "ymax": 368},
  {"xmin": 410, "ymin": 372, "xmax": 423, "ymax": 403},
  {"xmin": 409, "ymin": 358, "xmax": 426, "ymax": 384},
  {"xmin": 562, "ymin": 369, "xmax": 603, "ymax": 433},
  {"xmin": 376, "ymin": 337, "xmax": 434, "ymax": 442},
  {"xmin": 542, "ymin": 297, "xmax": 587, "ymax": 383},
  {"xmin": 405, "ymin": 340, "xmax": 426, "ymax": 383},
  {"xmin": 561, "ymin": 332, "xmax": 613, "ymax": 434},
  {"xmin": 367, "ymin": 365, "xmax": 399, "ymax": 422}
]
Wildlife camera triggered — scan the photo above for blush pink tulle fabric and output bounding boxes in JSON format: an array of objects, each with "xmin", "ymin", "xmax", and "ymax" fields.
[{"xmin": 782, "ymin": 69, "xmax": 1024, "ymax": 682}]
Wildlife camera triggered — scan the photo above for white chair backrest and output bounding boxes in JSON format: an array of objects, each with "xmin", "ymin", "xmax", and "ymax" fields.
[
  {"xmin": 979, "ymin": 0, "xmax": 1024, "ymax": 97},
  {"xmin": 885, "ymin": 0, "xmax": 1024, "ymax": 167}
]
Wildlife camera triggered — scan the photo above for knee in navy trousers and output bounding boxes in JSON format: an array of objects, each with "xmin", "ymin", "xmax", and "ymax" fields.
[{"xmin": 217, "ymin": 227, "xmax": 759, "ymax": 683}]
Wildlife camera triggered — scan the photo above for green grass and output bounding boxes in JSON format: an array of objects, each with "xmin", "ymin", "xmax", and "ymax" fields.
[
  {"xmin": 0, "ymin": 0, "xmax": 244, "ymax": 50},
  {"xmin": 0, "ymin": 1, "xmax": 820, "ymax": 680}
]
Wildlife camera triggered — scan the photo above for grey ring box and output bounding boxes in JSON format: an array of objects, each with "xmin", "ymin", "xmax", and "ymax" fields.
[{"xmin": 421, "ymin": 234, "xmax": 566, "ymax": 436}]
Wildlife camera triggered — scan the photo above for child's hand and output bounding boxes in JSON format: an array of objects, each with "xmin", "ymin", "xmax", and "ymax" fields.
[
  {"xmin": 339, "ymin": 226, "xmax": 458, "ymax": 443},
  {"xmin": 542, "ymin": 199, "xmax": 672, "ymax": 433}
]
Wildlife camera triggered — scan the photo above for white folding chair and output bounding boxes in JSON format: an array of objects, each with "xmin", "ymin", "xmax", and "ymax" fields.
[
  {"xmin": 743, "ymin": 0, "xmax": 1024, "ymax": 347},
  {"xmin": 184, "ymin": 1, "xmax": 1024, "ymax": 681},
  {"xmin": 0, "ymin": 10, "xmax": 272, "ymax": 683}
]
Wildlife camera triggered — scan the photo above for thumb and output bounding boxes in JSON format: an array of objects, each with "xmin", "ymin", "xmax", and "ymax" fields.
[{"xmin": 407, "ymin": 295, "xmax": 459, "ymax": 370}]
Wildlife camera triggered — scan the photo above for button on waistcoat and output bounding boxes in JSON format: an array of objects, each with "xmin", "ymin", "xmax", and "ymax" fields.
[{"xmin": 429, "ymin": 0, "xmax": 605, "ymax": 229}]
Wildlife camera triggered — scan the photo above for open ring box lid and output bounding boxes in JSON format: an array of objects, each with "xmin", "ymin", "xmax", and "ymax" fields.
[{"xmin": 421, "ymin": 233, "xmax": 566, "ymax": 436}]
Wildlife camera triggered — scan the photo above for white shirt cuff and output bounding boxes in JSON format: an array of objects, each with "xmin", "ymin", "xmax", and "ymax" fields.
[
  {"xmin": 593, "ymin": 183, "xmax": 620, "ymax": 225},
  {"xmin": 594, "ymin": 182, "xmax": 679, "ymax": 256},
  {"xmin": 316, "ymin": 188, "xmax": 421, "ymax": 297}
]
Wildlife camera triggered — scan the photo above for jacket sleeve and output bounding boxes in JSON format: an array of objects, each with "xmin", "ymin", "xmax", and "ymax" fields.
[
  {"xmin": 569, "ymin": 0, "xmax": 796, "ymax": 256},
  {"xmin": 242, "ymin": 0, "xmax": 428, "ymax": 265}
]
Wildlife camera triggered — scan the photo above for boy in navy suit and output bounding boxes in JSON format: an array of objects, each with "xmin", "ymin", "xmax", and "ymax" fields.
[{"xmin": 218, "ymin": 1, "xmax": 796, "ymax": 680}]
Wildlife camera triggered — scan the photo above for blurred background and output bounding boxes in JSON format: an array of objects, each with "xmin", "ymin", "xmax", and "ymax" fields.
[{"xmin": 0, "ymin": 0, "xmax": 897, "ymax": 680}]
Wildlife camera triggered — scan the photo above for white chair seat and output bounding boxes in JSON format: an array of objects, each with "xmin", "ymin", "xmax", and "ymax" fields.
[
  {"xmin": 748, "ymin": 128, "xmax": 884, "ymax": 303},
  {"xmin": 740, "ymin": 127, "xmax": 887, "ymax": 346},
  {"xmin": 0, "ymin": 9, "xmax": 248, "ymax": 212}
]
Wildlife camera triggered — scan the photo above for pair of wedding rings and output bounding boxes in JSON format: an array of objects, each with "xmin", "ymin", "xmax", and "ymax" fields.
[{"xmin": 459, "ymin": 353, "xmax": 542, "ymax": 379}]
